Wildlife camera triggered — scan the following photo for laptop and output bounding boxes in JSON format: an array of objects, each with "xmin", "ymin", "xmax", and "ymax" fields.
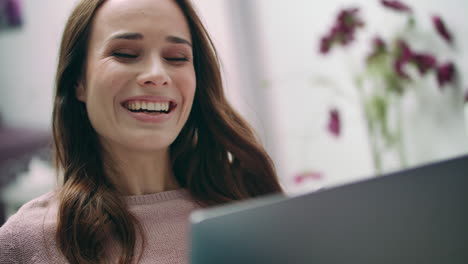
[{"xmin": 189, "ymin": 154, "xmax": 468, "ymax": 264}]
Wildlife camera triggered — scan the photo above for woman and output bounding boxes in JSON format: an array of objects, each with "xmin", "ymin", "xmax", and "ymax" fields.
[{"xmin": 0, "ymin": 0, "xmax": 283, "ymax": 263}]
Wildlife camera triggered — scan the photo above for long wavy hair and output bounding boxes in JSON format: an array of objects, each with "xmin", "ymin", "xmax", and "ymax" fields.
[{"xmin": 52, "ymin": 0, "xmax": 283, "ymax": 263}]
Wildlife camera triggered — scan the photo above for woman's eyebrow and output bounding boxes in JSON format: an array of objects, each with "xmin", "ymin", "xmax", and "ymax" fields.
[
  {"xmin": 110, "ymin": 32, "xmax": 144, "ymax": 40},
  {"xmin": 107, "ymin": 33, "xmax": 191, "ymax": 47},
  {"xmin": 166, "ymin": 36, "xmax": 192, "ymax": 47}
]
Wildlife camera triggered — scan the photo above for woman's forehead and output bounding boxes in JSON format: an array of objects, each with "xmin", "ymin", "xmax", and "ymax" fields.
[{"xmin": 91, "ymin": 0, "xmax": 191, "ymax": 43}]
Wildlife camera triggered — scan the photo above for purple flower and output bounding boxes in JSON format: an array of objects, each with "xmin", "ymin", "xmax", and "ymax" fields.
[
  {"xmin": 332, "ymin": 24, "xmax": 354, "ymax": 45},
  {"xmin": 367, "ymin": 36, "xmax": 387, "ymax": 61},
  {"xmin": 338, "ymin": 8, "xmax": 364, "ymax": 30},
  {"xmin": 327, "ymin": 108, "xmax": 341, "ymax": 137},
  {"xmin": 319, "ymin": 7, "xmax": 364, "ymax": 54},
  {"xmin": 381, "ymin": 0, "xmax": 412, "ymax": 13},
  {"xmin": 394, "ymin": 41, "xmax": 413, "ymax": 79},
  {"xmin": 320, "ymin": 35, "xmax": 333, "ymax": 54},
  {"xmin": 5, "ymin": 0, "xmax": 23, "ymax": 27},
  {"xmin": 294, "ymin": 171, "xmax": 323, "ymax": 185},
  {"xmin": 397, "ymin": 41, "xmax": 413, "ymax": 62},
  {"xmin": 394, "ymin": 61, "xmax": 409, "ymax": 79},
  {"xmin": 338, "ymin": 7, "xmax": 360, "ymax": 21},
  {"xmin": 432, "ymin": 15, "xmax": 453, "ymax": 45},
  {"xmin": 412, "ymin": 53, "xmax": 437, "ymax": 75},
  {"xmin": 337, "ymin": 8, "xmax": 364, "ymax": 44},
  {"xmin": 373, "ymin": 37, "xmax": 387, "ymax": 51},
  {"xmin": 393, "ymin": 42, "xmax": 439, "ymax": 79},
  {"xmin": 436, "ymin": 62, "xmax": 456, "ymax": 88},
  {"xmin": 464, "ymin": 89, "xmax": 468, "ymax": 104}
]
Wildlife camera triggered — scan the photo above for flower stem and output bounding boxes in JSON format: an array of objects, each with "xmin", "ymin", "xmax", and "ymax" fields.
[{"xmin": 396, "ymin": 97, "xmax": 408, "ymax": 168}]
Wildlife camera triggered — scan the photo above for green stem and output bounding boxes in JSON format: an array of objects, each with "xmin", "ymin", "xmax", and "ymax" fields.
[
  {"xmin": 356, "ymin": 76, "xmax": 383, "ymax": 175},
  {"xmin": 396, "ymin": 97, "xmax": 408, "ymax": 168},
  {"xmin": 371, "ymin": 124, "xmax": 383, "ymax": 175}
]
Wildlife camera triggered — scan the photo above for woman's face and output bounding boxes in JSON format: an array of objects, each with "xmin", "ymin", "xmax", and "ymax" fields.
[{"xmin": 77, "ymin": 0, "xmax": 196, "ymax": 153}]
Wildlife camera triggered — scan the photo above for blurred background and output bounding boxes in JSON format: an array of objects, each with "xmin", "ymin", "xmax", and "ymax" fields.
[{"xmin": 1, "ymin": 0, "xmax": 468, "ymax": 224}]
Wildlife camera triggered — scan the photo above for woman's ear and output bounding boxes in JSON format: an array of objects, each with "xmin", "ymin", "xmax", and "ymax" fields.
[{"xmin": 75, "ymin": 81, "xmax": 87, "ymax": 102}]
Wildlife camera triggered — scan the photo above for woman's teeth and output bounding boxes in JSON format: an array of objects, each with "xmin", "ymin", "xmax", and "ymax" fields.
[{"xmin": 126, "ymin": 101, "xmax": 170, "ymax": 113}]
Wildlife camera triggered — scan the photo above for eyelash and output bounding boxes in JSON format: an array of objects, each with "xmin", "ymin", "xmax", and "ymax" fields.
[
  {"xmin": 112, "ymin": 53, "xmax": 189, "ymax": 62},
  {"xmin": 113, "ymin": 52, "xmax": 137, "ymax": 59},
  {"xmin": 166, "ymin": 57, "xmax": 189, "ymax": 62}
]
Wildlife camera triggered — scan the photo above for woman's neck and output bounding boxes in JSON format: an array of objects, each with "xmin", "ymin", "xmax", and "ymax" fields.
[{"xmin": 103, "ymin": 144, "xmax": 180, "ymax": 196}]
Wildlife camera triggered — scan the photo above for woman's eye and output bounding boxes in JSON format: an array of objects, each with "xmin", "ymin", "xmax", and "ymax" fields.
[
  {"xmin": 166, "ymin": 57, "xmax": 189, "ymax": 62},
  {"xmin": 113, "ymin": 53, "xmax": 138, "ymax": 59}
]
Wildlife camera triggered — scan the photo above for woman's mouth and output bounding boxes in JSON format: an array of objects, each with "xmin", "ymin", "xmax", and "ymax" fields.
[{"xmin": 122, "ymin": 100, "xmax": 177, "ymax": 115}]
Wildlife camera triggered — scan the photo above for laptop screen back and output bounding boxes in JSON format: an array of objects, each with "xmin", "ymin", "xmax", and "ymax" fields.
[{"xmin": 189, "ymin": 155, "xmax": 468, "ymax": 264}]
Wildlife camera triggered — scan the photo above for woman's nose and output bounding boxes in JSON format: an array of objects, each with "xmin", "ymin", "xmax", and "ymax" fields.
[{"xmin": 136, "ymin": 57, "xmax": 170, "ymax": 88}]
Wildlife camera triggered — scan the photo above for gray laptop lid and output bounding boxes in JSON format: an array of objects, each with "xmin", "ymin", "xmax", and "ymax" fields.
[{"xmin": 189, "ymin": 155, "xmax": 468, "ymax": 264}]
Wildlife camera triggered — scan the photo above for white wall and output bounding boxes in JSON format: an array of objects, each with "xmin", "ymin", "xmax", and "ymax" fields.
[
  {"xmin": 254, "ymin": 0, "xmax": 468, "ymax": 192},
  {"xmin": 0, "ymin": 0, "xmax": 78, "ymax": 129},
  {"xmin": 194, "ymin": 1, "xmax": 284, "ymax": 178}
]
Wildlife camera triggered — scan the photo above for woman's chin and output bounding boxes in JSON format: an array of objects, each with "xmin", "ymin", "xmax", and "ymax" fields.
[
  {"xmin": 122, "ymin": 135, "xmax": 175, "ymax": 152},
  {"xmin": 97, "ymin": 127, "xmax": 179, "ymax": 155}
]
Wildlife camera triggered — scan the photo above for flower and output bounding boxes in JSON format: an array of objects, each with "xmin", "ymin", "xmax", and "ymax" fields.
[
  {"xmin": 5, "ymin": 0, "xmax": 22, "ymax": 27},
  {"xmin": 412, "ymin": 53, "xmax": 437, "ymax": 75},
  {"xmin": 373, "ymin": 37, "xmax": 387, "ymax": 51},
  {"xmin": 436, "ymin": 62, "xmax": 456, "ymax": 88},
  {"xmin": 320, "ymin": 35, "xmax": 333, "ymax": 54},
  {"xmin": 394, "ymin": 40, "xmax": 413, "ymax": 79},
  {"xmin": 367, "ymin": 36, "xmax": 387, "ymax": 61},
  {"xmin": 381, "ymin": 0, "xmax": 412, "ymax": 13},
  {"xmin": 318, "ymin": 1, "xmax": 464, "ymax": 175},
  {"xmin": 394, "ymin": 41, "xmax": 438, "ymax": 79},
  {"xmin": 327, "ymin": 108, "xmax": 341, "ymax": 137},
  {"xmin": 293, "ymin": 171, "xmax": 323, "ymax": 185},
  {"xmin": 319, "ymin": 7, "xmax": 364, "ymax": 54},
  {"xmin": 432, "ymin": 15, "xmax": 453, "ymax": 45}
]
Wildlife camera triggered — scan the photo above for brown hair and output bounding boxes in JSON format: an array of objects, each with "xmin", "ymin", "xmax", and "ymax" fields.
[{"xmin": 52, "ymin": 0, "xmax": 283, "ymax": 263}]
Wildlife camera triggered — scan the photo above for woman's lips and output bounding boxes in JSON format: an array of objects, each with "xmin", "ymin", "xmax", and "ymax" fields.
[
  {"xmin": 123, "ymin": 101, "xmax": 177, "ymax": 113},
  {"xmin": 120, "ymin": 96, "xmax": 178, "ymax": 123},
  {"xmin": 123, "ymin": 105, "xmax": 176, "ymax": 123}
]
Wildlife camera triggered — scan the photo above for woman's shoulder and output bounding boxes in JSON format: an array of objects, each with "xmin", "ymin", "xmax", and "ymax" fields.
[
  {"xmin": 0, "ymin": 190, "xmax": 60, "ymax": 263},
  {"xmin": 6, "ymin": 190, "xmax": 59, "ymax": 224},
  {"xmin": 1, "ymin": 190, "xmax": 59, "ymax": 232}
]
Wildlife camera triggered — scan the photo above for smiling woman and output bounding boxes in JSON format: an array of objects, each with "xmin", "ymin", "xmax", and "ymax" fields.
[{"xmin": 0, "ymin": 0, "xmax": 283, "ymax": 263}]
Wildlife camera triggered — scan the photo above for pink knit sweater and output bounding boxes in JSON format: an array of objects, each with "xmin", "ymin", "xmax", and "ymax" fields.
[{"xmin": 0, "ymin": 188, "xmax": 201, "ymax": 263}]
